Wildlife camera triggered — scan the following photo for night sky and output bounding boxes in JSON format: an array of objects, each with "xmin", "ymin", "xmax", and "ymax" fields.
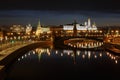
[{"xmin": 0, "ymin": 0, "xmax": 120, "ymax": 26}]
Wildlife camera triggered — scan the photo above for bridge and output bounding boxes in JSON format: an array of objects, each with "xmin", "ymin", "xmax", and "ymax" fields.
[
  {"xmin": 53, "ymin": 35, "xmax": 104, "ymax": 45},
  {"xmin": 52, "ymin": 34, "xmax": 104, "ymax": 50},
  {"xmin": 0, "ymin": 40, "xmax": 52, "ymax": 80}
]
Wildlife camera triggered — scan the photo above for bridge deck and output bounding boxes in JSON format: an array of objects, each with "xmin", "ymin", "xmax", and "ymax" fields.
[
  {"xmin": 0, "ymin": 41, "xmax": 37, "ymax": 62},
  {"xmin": 0, "ymin": 41, "xmax": 53, "ymax": 80},
  {"xmin": 108, "ymin": 47, "xmax": 120, "ymax": 54}
]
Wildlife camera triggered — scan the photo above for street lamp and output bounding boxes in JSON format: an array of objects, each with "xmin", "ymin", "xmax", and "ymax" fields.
[{"xmin": 0, "ymin": 37, "xmax": 3, "ymax": 50}]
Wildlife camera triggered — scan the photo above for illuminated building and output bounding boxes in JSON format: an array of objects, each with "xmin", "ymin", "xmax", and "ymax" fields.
[
  {"xmin": 73, "ymin": 20, "xmax": 77, "ymax": 36},
  {"xmin": 63, "ymin": 18, "xmax": 97, "ymax": 31},
  {"xmin": 0, "ymin": 31, "xmax": 3, "ymax": 40},
  {"xmin": 26, "ymin": 24, "xmax": 32, "ymax": 34},
  {"xmin": 36, "ymin": 20, "xmax": 42, "ymax": 37},
  {"xmin": 36, "ymin": 20, "xmax": 50, "ymax": 37},
  {"xmin": 10, "ymin": 25, "xmax": 25, "ymax": 33},
  {"xmin": 88, "ymin": 18, "xmax": 91, "ymax": 27}
]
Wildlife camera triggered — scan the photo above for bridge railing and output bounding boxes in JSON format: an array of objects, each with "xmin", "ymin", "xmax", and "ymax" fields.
[{"xmin": 0, "ymin": 40, "xmax": 34, "ymax": 51}]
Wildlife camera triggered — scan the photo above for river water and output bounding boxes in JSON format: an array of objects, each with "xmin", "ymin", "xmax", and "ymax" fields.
[{"xmin": 5, "ymin": 43, "xmax": 120, "ymax": 80}]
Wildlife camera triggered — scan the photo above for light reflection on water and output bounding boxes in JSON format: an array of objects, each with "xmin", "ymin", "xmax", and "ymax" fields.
[
  {"xmin": 17, "ymin": 48, "xmax": 120, "ymax": 64},
  {"xmin": 6, "ymin": 47, "xmax": 120, "ymax": 80},
  {"xmin": 65, "ymin": 39, "xmax": 104, "ymax": 49}
]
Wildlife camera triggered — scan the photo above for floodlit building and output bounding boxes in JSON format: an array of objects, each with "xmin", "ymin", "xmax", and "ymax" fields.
[
  {"xmin": 36, "ymin": 20, "xmax": 42, "ymax": 36},
  {"xmin": 26, "ymin": 24, "xmax": 32, "ymax": 34},
  {"xmin": 0, "ymin": 31, "xmax": 3, "ymax": 40},
  {"xmin": 10, "ymin": 25, "xmax": 25, "ymax": 33},
  {"xmin": 63, "ymin": 18, "xmax": 97, "ymax": 31},
  {"xmin": 36, "ymin": 20, "xmax": 50, "ymax": 37}
]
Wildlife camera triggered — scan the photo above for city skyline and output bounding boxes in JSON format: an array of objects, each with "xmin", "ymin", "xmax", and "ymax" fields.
[
  {"xmin": 0, "ymin": 10, "xmax": 120, "ymax": 26},
  {"xmin": 0, "ymin": 0, "xmax": 120, "ymax": 26},
  {"xmin": 1, "ymin": 1, "xmax": 120, "ymax": 80}
]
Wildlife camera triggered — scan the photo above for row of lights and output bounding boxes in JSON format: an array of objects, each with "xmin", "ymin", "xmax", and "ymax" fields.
[
  {"xmin": 17, "ymin": 48, "xmax": 119, "ymax": 64},
  {"xmin": 106, "ymin": 52, "xmax": 119, "ymax": 64},
  {"xmin": 66, "ymin": 42, "xmax": 103, "ymax": 49}
]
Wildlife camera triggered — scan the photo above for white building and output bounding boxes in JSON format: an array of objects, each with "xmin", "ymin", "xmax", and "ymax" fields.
[
  {"xmin": 63, "ymin": 18, "xmax": 97, "ymax": 31},
  {"xmin": 26, "ymin": 24, "xmax": 32, "ymax": 34}
]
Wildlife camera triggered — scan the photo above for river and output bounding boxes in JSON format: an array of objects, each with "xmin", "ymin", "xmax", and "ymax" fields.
[{"xmin": 5, "ymin": 42, "xmax": 120, "ymax": 80}]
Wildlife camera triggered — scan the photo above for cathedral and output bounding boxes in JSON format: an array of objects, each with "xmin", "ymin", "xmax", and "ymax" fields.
[
  {"xmin": 35, "ymin": 20, "xmax": 50, "ymax": 37},
  {"xmin": 35, "ymin": 18, "xmax": 97, "ymax": 37}
]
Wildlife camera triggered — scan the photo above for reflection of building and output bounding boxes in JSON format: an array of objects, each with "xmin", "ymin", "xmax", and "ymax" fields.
[{"xmin": 17, "ymin": 47, "xmax": 119, "ymax": 64}]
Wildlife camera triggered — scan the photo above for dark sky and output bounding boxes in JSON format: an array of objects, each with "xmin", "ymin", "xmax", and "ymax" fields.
[
  {"xmin": 0, "ymin": 0, "xmax": 120, "ymax": 26},
  {"xmin": 0, "ymin": 0, "xmax": 119, "ymax": 12}
]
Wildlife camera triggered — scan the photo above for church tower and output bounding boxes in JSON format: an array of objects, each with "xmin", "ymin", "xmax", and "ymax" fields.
[
  {"xmin": 73, "ymin": 20, "xmax": 77, "ymax": 36},
  {"xmin": 88, "ymin": 18, "xmax": 91, "ymax": 27},
  {"xmin": 36, "ymin": 20, "xmax": 42, "ymax": 37},
  {"xmin": 92, "ymin": 22, "xmax": 96, "ymax": 27}
]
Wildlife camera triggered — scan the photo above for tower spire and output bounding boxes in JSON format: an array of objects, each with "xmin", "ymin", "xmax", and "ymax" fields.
[
  {"xmin": 38, "ymin": 19, "xmax": 41, "ymax": 27},
  {"xmin": 73, "ymin": 20, "xmax": 77, "ymax": 36},
  {"xmin": 88, "ymin": 18, "xmax": 91, "ymax": 27},
  {"xmin": 36, "ymin": 19, "xmax": 42, "ymax": 37}
]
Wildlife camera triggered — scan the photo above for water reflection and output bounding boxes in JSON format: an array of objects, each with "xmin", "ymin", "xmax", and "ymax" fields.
[
  {"xmin": 17, "ymin": 48, "xmax": 120, "ymax": 64},
  {"xmin": 106, "ymin": 52, "xmax": 120, "ymax": 64},
  {"xmin": 7, "ymin": 46, "xmax": 120, "ymax": 80},
  {"xmin": 66, "ymin": 41, "xmax": 104, "ymax": 48}
]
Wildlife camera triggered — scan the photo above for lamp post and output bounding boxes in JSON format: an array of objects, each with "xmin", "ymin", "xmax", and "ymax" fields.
[
  {"xmin": 4, "ymin": 36, "xmax": 8, "ymax": 48},
  {"xmin": 0, "ymin": 37, "xmax": 3, "ymax": 51}
]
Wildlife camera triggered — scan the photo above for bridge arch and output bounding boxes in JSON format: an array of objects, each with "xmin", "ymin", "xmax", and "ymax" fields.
[
  {"xmin": 53, "ymin": 36, "xmax": 103, "ymax": 45},
  {"xmin": 0, "ymin": 41, "xmax": 52, "ymax": 66}
]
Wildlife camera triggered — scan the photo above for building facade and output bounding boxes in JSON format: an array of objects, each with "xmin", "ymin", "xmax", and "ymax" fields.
[{"xmin": 63, "ymin": 18, "xmax": 97, "ymax": 31}]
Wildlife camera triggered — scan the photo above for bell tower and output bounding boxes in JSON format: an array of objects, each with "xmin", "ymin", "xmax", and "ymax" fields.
[
  {"xmin": 73, "ymin": 20, "xmax": 77, "ymax": 36},
  {"xmin": 36, "ymin": 19, "xmax": 42, "ymax": 37}
]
